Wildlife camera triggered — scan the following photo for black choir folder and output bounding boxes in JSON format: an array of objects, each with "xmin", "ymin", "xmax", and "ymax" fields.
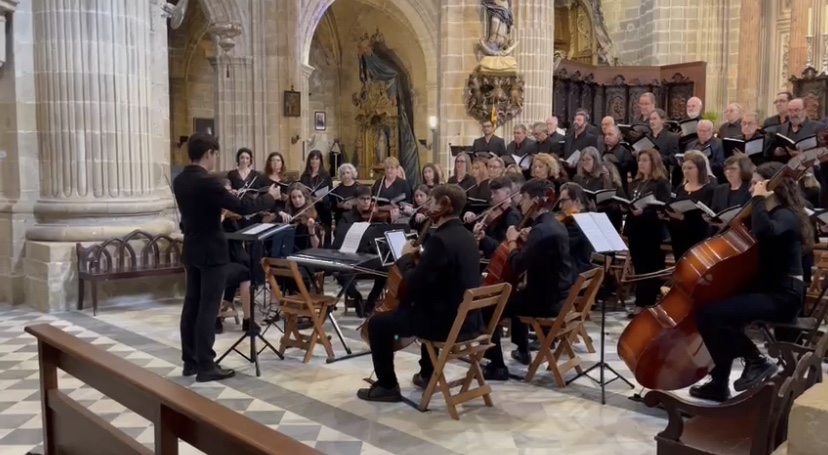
[
  {"xmin": 611, "ymin": 192, "xmax": 658, "ymax": 211},
  {"xmin": 571, "ymin": 212, "xmax": 628, "ymax": 253},
  {"xmin": 696, "ymin": 202, "xmax": 742, "ymax": 224},
  {"xmin": 583, "ymin": 188, "xmax": 617, "ymax": 205}
]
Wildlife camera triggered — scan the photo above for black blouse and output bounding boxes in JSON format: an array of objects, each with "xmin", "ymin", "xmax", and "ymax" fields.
[
  {"xmin": 448, "ymin": 174, "xmax": 477, "ymax": 192},
  {"xmin": 666, "ymin": 183, "xmax": 714, "ymax": 259},
  {"xmin": 710, "ymin": 182, "xmax": 751, "ymax": 213},
  {"xmin": 751, "ymin": 197, "xmax": 803, "ymax": 286},
  {"xmin": 371, "ymin": 178, "xmax": 412, "ymax": 205},
  {"xmin": 300, "ymin": 172, "xmax": 334, "ymax": 225},
  {"xmin": 227, "ymin": 169, "xmax": 261, "ymax": 191},
  {"xmin": 623, "ymin": 178, "xmax": 672, "ymax": 237},
  {"xmin": 330, "ymin": 182, "xmax": 363, "ymax": 224}
]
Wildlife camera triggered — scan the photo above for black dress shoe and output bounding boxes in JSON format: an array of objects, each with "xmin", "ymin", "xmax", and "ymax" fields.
[
  {"xmin": 412, "ymin": 373, "xmax": 431, "ymax": 390},
  {"xmin": 528, "ymin": 340, "xmax": 540, "ymax": 351},
  {"xmin": 511, "ymin": 349, "xmax": 531, "ymax": 366},
  {"xmin": 356, "ymin": 383, "xmax": 402, "ymax": 402},
  {"xmin": 482, "ymin": 364, "xmax": 509, "ymax": 381},
  {"xmin": 215, "ymin": 318, "xmax": 224, "ymax": 334},
  {"xmin": 689, "ymin": 379, "xmax": 731, "ymax": 402},
  {"xmin": 242, "ymin": 318, "xmax": 261, "ymax": 335},
  {"xmin": 182, "ymin": 364, "xmax": 197, "ymax": 377},
  {"xmin": 734, "ymin": 356, "xmax": 778, "ymax": 392},
  {"xmin": 196, "ymin": 366, "xmax": 236, "ymax": 383}
]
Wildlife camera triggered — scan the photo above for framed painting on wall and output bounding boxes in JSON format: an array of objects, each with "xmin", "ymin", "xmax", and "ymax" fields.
[
  {"xmin": 284, "ymin": 90, "xmax": 301, "ymax": 117},
  {"xmin": 193, "ymin": 117, "xmax": 215, "ymax": 136},
  {"xmin": 314, "ymin": 111, "xmax": 326, "ymax": 131}
]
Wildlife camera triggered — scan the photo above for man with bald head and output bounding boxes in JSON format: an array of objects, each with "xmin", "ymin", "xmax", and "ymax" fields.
[
  {"xmin": 774, "ymin": 98, "xmax": 822, "ymax": 160},
  {"xmin": 686, "ymin": 97, "xmax": 703, "ymax": 120},
  {"xmin": 602, "ymin": 125, "xmax": 635, "ymax": 193},
  {"xmin": 684, "ymin": 119, "xmax": 725, "ymax": 179},
  {"xmin": 718, "ymin": 103, "xmax": 743, "ymax": 139}
]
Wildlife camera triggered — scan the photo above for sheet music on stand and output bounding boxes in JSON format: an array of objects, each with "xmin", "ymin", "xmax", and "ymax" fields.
[
  {"xmin": 571, "ymin": 212, "xmax": 628, "ymax": 253},
  {"xmin": 339, "ymin": 222, "xmax": 371, "ymax": 254}
]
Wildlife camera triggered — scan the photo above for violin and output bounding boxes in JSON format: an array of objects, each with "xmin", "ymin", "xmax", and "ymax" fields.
[
  {"xmin": 359, "ymin": 203, "xmax": 393, "ymax": 223},
  {"xmin": 555, "ymin": 207, "xmax": 580, "ymax": 224},
  {"xmin": 222, "ymin": 209, "xmax": 242, "ymax": 221}
]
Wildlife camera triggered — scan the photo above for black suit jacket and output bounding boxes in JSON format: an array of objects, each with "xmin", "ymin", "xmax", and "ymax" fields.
[
  {"xmin": 472, "ymin": 136, "xmax": 507, "ymax": 156},
  {"xmin": 173, "ymin": 165, "xmax": 276, "ymax": 267},
  {"xmin": 395, "ymin": 218, "xmax": 483, "ymax": 340}
]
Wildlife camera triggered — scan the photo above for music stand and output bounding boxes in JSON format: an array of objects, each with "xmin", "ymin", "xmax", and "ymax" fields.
[
  {"xmin": 217, "ymin": 223, "xmax": 291, "ymax": 376},
  {"xmin": 566, "ymin": 212, "xmax": 635, "ymax": 405}
]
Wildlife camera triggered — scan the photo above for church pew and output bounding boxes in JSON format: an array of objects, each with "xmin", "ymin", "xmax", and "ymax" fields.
[{"xmin": 26, "ymin": 323, "xmax": 322, "ymax": 455}]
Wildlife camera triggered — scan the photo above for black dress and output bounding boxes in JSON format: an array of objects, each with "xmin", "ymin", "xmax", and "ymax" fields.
[
  {"xmin": 623, "ymin": 178, "xmax": 671, "ymax": 307},
  {"xmin": 370, "ymin": 178, "xmax": 412, "ymax": 205},
  {"xmin": 330, "ymin": 182, "xmax": 363, "ymax": 225},
  {"xmin": 666, "ymin": 184, "xmax": 714, "ymax": 260}
]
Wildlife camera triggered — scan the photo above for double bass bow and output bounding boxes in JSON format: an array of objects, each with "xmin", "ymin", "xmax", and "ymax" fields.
[{"xmin": 617, "ymin": 146, "xmax": 828, "ymax": 391}]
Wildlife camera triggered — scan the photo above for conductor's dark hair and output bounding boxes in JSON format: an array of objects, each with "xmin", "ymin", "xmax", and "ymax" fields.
[
  {"xmin": 236, "ymin": 147, "xmax": 253, "ymax": 165},
  {"xmin": 430, "ymin": 184, "xmax": 467, "ymax": 217},
  {"xmin": 187, "ymin": 132, "xmax": 219, "ymax": 162},
  {"xmin": 520, "ymin": 178, "xmax": 556, "ymax": 201}
]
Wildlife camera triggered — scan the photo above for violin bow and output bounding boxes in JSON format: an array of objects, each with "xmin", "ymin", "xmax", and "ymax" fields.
[{"xmin": 288, "ymin": 184, "xmax": 339, "ymax": 223}]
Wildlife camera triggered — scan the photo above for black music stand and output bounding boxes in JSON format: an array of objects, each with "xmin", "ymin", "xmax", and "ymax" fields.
[
  {"xmin": 217, "ymin": 223, "xmax": 292, "ymax": 376},
  {"xmin": 565, "ymin": 212, "xmax": 635, "ymax": 405}
]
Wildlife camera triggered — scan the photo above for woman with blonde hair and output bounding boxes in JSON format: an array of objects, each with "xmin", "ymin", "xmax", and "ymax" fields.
[
  {"xmin": 371, "ymin": 156, "xmax": 412, "ymax": 208},
  {"xmin": 448, "ymin": 152, "xmax": 475, "ymax": 190}
]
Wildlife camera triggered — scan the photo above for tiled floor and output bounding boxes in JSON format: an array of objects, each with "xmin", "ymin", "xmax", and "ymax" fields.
[{"xmin": 0, "ymin": 286, "xmax": 758, "ymax": 455}]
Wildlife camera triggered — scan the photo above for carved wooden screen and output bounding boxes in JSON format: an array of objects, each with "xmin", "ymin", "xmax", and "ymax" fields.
[
  {"xmin": 661, "ymin": 73, "xmax": 695, "ymax": 121},
  {"xmin": 792, "ymin": 67, "xmax": 828, "ymax": 121}
]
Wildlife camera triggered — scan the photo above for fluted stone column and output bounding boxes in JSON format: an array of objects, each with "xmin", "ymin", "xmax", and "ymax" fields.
[
  {"xmin": 505, "ymin": 1, "xmax": 555, "ymax": 131},
  {"xmin": 789, "ymin": 0, "xmax": 810, "ymax": 80},
  {"xmin": 210, "ymin": 55, "xmax": 255, "ymax": 170},
  {"xmin": 736, "ymin": 0, "xmax": 761, "ymax": 111},
  {"xmin": 28, "ymin": 0, "xmax": 173, "ymax": 242}
]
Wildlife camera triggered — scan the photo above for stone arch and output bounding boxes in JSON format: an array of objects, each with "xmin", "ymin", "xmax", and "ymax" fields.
[{"xmin": 195, "ymin": 0, "xmax": 249, "ymax": 56}]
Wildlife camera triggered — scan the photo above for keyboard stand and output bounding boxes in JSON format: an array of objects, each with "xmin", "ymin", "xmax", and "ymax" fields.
[{"xmin": 325, "ymin": 273, "xmax": 372, "ymax": 364}]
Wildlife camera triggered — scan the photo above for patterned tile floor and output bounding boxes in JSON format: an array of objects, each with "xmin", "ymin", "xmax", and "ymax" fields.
[{"xmin": 0, "ymin": 284, "xmax": 773, "ymax": 455}]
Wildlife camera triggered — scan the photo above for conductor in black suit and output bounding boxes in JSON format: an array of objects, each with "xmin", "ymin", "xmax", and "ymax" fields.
[{"xmin": 173, "ymin": 133, "xmax": 280, "ymax": 382}]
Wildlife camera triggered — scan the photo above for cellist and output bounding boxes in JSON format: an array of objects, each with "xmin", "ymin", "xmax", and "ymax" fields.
[
  {"xmin": 482, "ymin": 178, "xmax": 576, "ymax": 380},
  {"xmin": 692, "ymin": 162, "xmax": 811, "ymax": 402},
  {"xmin": 357, "ymin": 184, "xmax": 483, "ymax": 402}
]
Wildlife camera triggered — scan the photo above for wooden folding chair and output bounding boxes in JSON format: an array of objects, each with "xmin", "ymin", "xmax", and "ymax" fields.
[
  {"xmin": 519, "ymin": 268, "xmax": 604, "ymax": 386},
  {"xmin": 262, "ymin": 258, "xmax": 336, "ymax": 363},
  {"xmin": 418, "ymin": 282, "xmax": 512, "ymax": 420},
  {"xmin": 570, "ymin": 267, "xmax": 604, "ymax": 353}
]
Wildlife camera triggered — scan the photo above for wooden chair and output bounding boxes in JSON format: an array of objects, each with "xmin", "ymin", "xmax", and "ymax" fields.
[
  {"xmin": 519, "ymin": 268, "xmax": 604, "ymax": 385},
  {"xmin": 758, "ymin": 269, "xmax": 828, "ymax": 348},
  {"xmin": 570, "ymin": 267, "xmax": 604, "ymax": 353},
  {"xmin": 417, "ymin": 282, "xmax": 512, "ymax": 420},
  {"xmin": 262, "ymin": 258, "xmax": 336, "ymax": 363},
  {"xmin": 643, "ymin": 352, "xmax": 816, "ymax": 455}
]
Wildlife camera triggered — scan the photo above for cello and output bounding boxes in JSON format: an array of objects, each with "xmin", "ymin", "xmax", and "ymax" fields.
[{"xmin": 617, "ymin": 147, "xmax": 828, "ymax": 391}]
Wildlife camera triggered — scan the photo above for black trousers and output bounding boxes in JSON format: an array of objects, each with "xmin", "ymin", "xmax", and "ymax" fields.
[
  {"xmin": 698, "ymin": 278, "xmax": 804, "ymax": 381},
  {"xmin": 182, "ymin": 263, "xmax": 228, "ymax": 371},
  {"xmin": 484, "ymin": 295, "xmax": 563, "ymax": 369},
  {"xmin": 627, "ymin": 233, "xmax": 666, "ymax": 307},
  {"xmin": 368, "ymin": 307, "xmax": 434, "ymax": 388},
  {"xmin": 222, "ymin": 262, "xmax": 250, "ymax": 302}
]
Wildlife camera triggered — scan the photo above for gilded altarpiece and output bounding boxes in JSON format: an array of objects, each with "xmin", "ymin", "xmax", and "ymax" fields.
[
  {"xmin": 791, "ymin": 67, "xmax": 828, "ymax": 120},
  {"xmin": 353, "ymin": 81, "xmax": 399, "ymax": 179}
]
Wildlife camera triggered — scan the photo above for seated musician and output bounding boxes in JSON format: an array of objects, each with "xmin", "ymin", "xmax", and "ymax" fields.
[
  {"xmin": 409, "ymin": 184, "xmax": 431, "ymax": 233},
  {"xmin": 333, "ymin": 185, "xmax": 395, "ymax": 317},
  {"xmin": 483, "ymin": 179, "xmax": 576, "ymax": 379},
  {"xmin": 692, "ymin": 162, "xmax": 810, "ymax": 402},
  {"xmin": 474, "ymin": 177, "xmax": 521, "ymax": 259},
  {"xmin": 284, "ymin": 183, "xmax": 322, "ymax": 251},
  {"xmin": 357, "ymin": 184, "xmax": 483, "ymax": 402},
  {"xmin": 558, "ymin": 182, "xmax": 594, "ymax": 275}
]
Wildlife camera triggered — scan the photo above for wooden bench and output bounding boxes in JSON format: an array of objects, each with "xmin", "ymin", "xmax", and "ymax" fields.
[
  {"xmin": 26, "ymin": 323, "xmax": 322, "ymax": 455},
  {"xmin": 76, "ymin": 230, "xmax": 184, "ymax": 315}
]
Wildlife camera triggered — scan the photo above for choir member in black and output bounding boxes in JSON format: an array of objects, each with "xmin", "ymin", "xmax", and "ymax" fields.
[
  {"xmin": 545, "ymin": 117, "xmax": 566, "ymax": 151},
  {"xmin": 708, "ymin": 155, "xmax": 754, "ymax": 223},
  {"xmin": 623, "ymin": 149, "xmax": 672, "ymax": 316},
  {"xmin": 717, "ymin": 103, "xmax": 743, "ymax": 139},
  {"xmin": 648, "ymin": 109, "xmax": 681, "ymax": 187},
  {"xmin": 330, "ymin": 163, "xmax": 362, "ymax": 226},
  {"xmin": 420, "ymin": 163, "xmax": 443, "ymax": 190},
  {"xmin": 333, "ymin": 185, "xmax": 390, "ymax": 317},
  {"xmin": 685, "ymin": 120, "xmax": 725, "ymax": 181},
  {"xmin": 532, "ymin": 122, "xmax": 561, "ymax": 155},
  {"xmin": 284, "ymin": 183, "xmax": 322, "ymax": 251},
  {"xmin": 216, "ymin": 179, "xmax": 260, "ymax": 335},
  {"xmin": 685, "ymin": 97, "xmax": 703, "ymax": 121},
  {"xmin": 636, "ymin": 92, "xmax": 656, "ymax": 125},
  {"xmin": 573, "ymin": 147, "xmax": 612, "ymax": 191},
  {"xmin": 762, "ymin": 91, "xmax": 792, "ymax": 130},
  {"xmin": 227, "ymin": 148, "xmax": 260, "ymax": 191},
  {"xmin": 562, "ymin": 111, "xmax": 598, "ymax": 176},
  {"xmin": 482, "ymin": 179, "xmax": 576, "ymax": 378},
  {"xmin": 462, "ymin": 155, "xmax": 493, "ymax": 223},
  {"xmin": 448, "ymin": 152, "xmax": 476, "ymax": 191},
  {"xmin": 601, "ymin": 160, "xmax": 628, "ymax": 231},
  {"xmin": 371, "ymin": 156, "xmax": 413, "ymax": 207},
  {"xmin": 357, "ymin": 184, "xmax": 483, "ymax": 402},
  {"xmin": 472, "ymin": 120, "xmax": 507, "ymax": 157},
  {"xmin": 173, "ymin": 133, "xmax": 280, "ymax": 382},
  {"xmin": 505, "ymin": 124, "xmax": 537, "ymax": 165},
  {"xmin": 691, "ymin": 162, "xmax": 811, "ymax": 402},
  {"xmin": 487, "ymin": 156, "xmax": 506, "ymax": 180},
  {"xmin": 775, "ymin": 99, "xmax": 823, "ymax": 162},
  {"xmin": 408, "ymin": 185, "xmax": 431, "ymax": 233},
  {"xmin": 662, "ymin": 151, "xmax": 715, "ymax": 260},
  {"xmin": 473, "ymin": 177, "xmax": 521, "ymax": 259},
  {"xmin": 558, "ymin": 182, "xmax": 594, "ymax": 275},
  {"xmin": 602, "ymin": 126, "xmax": 635, "ymax": 194},
  {"xmin": 737, "ymin": 111, "xmax": 773, "ymax": 165},
  {"xmin": 262, "ymin": 152, "xmax": 288, "ymax": 188},
  {"xmin": 530, "ymin": 152, "xmax": 567, "ymax": 191},
  {"xmin": 300, "ymin": 150, "xmax": 334, "ymax": 247}
]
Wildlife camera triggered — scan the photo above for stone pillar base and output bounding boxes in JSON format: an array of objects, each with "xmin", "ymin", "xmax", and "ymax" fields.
[{"xmin": 23, "ymin": 241, "xmax": 185, "ymax": 313}]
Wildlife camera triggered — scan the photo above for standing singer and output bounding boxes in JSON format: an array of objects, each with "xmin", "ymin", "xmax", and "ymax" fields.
[{"xmin": 173, "ymin": 133, "xmax": 280, "ymax": 382}]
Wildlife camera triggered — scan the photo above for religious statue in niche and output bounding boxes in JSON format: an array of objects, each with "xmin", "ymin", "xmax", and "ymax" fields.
[
  {"xmin": 478, "ymin": 0, "xmax": 518, "ymax": 72},
  {"xmin": 375, "ymin": 128, "xmax": 389, "ymax": 163}
]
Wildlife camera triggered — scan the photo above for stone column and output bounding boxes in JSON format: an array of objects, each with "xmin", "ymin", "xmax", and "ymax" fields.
[
  {"xmin": 505, "ymin": 1, "xmax": 555, "ymax": 131},
  {"xmin": 28, "ymin": 0, "xmax": 173, "ymax": 242},
  {"xmin": 299, "ymin": 63, "xmax": 315, "ymax": 166},
  {"xmin": 210, "ymin": 55, "xmax": 255, "ymax": 171},
  {"xmin": 789, "ymin": 0, "xmax": 810, "ymax": 80},
  {"xmin": 736, "ymin": 0, "xmax": 761, "ymax": 111}
]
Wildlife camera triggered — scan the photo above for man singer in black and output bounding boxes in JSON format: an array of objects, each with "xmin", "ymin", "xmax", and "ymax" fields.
[
  {"xmin": 357, "ymin": 184, "xmax": 484, "ymax": 402},
  {"xmin": 173, "ymin": 133, "xmax": 279, "ymax": 382}
]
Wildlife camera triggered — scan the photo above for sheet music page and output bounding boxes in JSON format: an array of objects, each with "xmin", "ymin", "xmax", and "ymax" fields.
[
  {"xmin": 565, "ymin": 150, "xmax": 581, "ymax": 167},
  {"xmin": 242, "ymin": 223, "xmax": 276, "ymax": 235},
  {"xmin": 572, "ymin": 213, "xmax": 628, "ymax": 253},
  {"xmin": 670, "ymin": 199, "xmax": 699, "ymax": 213},
  {"xmin": 339, "ymin": 222, "xmax": 370, "ymax": 254},
  {"xmin": 745, "ymin": 138, "xmax": 764, "ymax": 156},
  {"xmin": 681, "ymin": 120, "xmax": 698, "ymax": 136},
  {"xmin": 796, "ymin": 136, "xmax": 818, "ymax": 151},
  {"xmin": 313, "ymin": 186, "xmax": 330, "ymax": 198}
]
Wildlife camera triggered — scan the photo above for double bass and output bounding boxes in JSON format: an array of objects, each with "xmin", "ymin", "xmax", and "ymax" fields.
[{"xmin": 617, "ymin": 147, "xmax": 828, "ymax": 391}]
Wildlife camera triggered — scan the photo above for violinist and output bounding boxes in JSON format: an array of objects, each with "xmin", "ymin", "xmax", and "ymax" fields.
[
  {"xmin": 357, "ymin": 184, "xmax": 483, "ymax": 402},
  {"xmin": 474, "ymin": 177, "xmax": 520, "ymax": 259},
  {"xmin": 623, "ymin": 149, "xmax": 671, "ymax": 317},
  {"xmin": 692, "ymin": 162, "xmax": 811, "ymax": 402},
  {"xmin": 284, "ymin": 183, "xmax": 321, "ymax": 251},
  {"xmin": 662, "ymin": 150, "xmax": 715, "ymax": 260},
  {"xmin": 483, "ymin": 179, "xmax": 575, "ymax": 380},
  {"xmin": 558, "ymin": 183, "xmax": 594, "ymax": 275},
  {"xmin": 300, "ymin": 150, "xmax": 334, "ymax": 247},
  {"xmin": 409, "ymin": 185, "xmax": 431, "ymax": 233},
  {"xmin": 330, "ymin": 163, "xmax": 362, "ymax": 226},
  {"xmin": 333, "ymin": 186, "xmax": 389, "ymax": 317},
  {"xmin": 173, "ymin": 133, "xmax": 280, "ymax": 382}
]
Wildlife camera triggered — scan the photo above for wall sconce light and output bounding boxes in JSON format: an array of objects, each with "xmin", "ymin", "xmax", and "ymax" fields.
[{"xmin": 428, "ymin": 115, "xmax": 438, "ymax": 131}]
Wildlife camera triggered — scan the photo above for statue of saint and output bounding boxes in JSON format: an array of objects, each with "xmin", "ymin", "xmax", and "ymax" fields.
[
  {"xmin": 375, "ymin": 129, "xmax": 388, "ymax": 163},
  {"xmin": 482, "ymin": 0, "xmax": 513, "ymax": 51}
]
